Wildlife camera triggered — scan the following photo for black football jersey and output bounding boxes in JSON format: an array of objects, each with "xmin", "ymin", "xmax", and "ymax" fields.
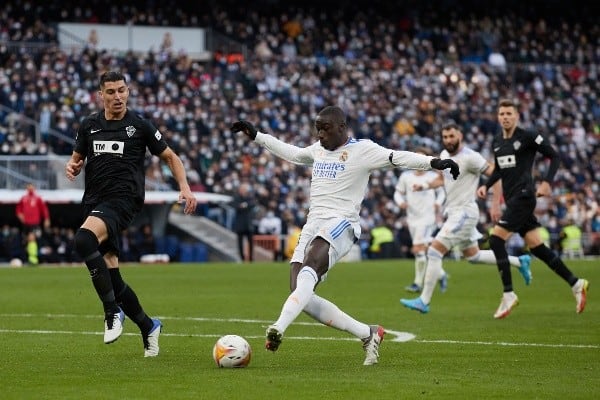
[
  {"xmin": 491, "ymin": 127, "xmax": 558, "ymax": 201},
  {"xmin": 74, "ymin": 110, "xmax": 168, "ymax": 205}
]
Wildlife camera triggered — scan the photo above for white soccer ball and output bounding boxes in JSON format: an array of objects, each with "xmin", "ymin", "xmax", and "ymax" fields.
[
  {"xmin": 9, "ymin": 258, "xmax": 23, "ymax": 268},
  {"xmin": 212, "ymin": 335, "xmax": 252, "ymax": 368}
]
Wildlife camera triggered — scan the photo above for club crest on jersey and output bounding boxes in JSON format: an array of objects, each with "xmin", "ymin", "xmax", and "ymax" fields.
[
  {"xmin": 513, "ymin": 140, "xmax": 521, "ymax": 150},
  {"xmin": 126, "ymin": 126, "xmax": 136, "ymax": 138},
  {"xmin": 339, "ymin": 151, "xmax": 348, "ymax": 162}
]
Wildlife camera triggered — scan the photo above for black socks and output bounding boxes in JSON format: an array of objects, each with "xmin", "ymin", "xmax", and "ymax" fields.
[
  {"xmin": 74, "ymin": 228, "xmax": 119, "ymax": 314},
  {"xmin": 109, "ymin": 268, "xmax": 153, "ymax": 335},
  {"xmin": 489, "ymin": 235, "xmax": 513, "ymax": 292}
]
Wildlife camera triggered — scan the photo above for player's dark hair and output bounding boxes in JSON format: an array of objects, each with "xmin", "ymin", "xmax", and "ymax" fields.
[
  {"xmin": 99, "ymin": 71, "xmax": 126, "ymax": 88},
  {"xmin": 319, "ymin": 106, "xmax": 346, "ymax": 124},
  {"xmin": 498, "ymin": 98, "xmax": 518, "ymax": 110},
  {"xmin": 441, "ymin": 120, "xmax": 460, "ymax": 131}
]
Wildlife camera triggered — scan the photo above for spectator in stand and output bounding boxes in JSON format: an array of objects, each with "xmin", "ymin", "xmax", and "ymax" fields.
[
  {"xmin": 138, "ymin": 224, "xmax": 157, "ymax": 257},
  {"xmin": 2, "ymin": 0, "xmax": 600, "ymax": 259},
  {"xmin": 233, "ymin": 182, "xmax": 257, "ymax": 262},
  {"xmin": 258, "ymin": 203, "xmax": 283, "ymax": 236},
  {"xmin": 15, "ymin": 183, "xmax": 51, "ymax": 234},
  {"xmin": 368, "ymin": 218, "xmax": 396, "ymax": 259},
  {"xmin": 258, "ymin": 203, "xmax": 284, "ymax": 261}
]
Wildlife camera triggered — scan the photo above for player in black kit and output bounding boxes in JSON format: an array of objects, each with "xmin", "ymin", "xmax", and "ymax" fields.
[
  {"xmin": 66, "ymin": 71, "xmax": 197, "ymax": 356},
  {"xmin": 477, "ymin": 99, "xmax": 588, "ymax": 319}
]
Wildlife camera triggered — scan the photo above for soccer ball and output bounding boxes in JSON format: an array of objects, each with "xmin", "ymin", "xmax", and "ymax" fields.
[{"xmin": 212, "ymin": 335, "xmax": 252, "ymax": 368}]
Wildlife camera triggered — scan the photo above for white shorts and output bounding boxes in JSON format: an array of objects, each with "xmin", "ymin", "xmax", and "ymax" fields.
[
  {"xmin": 291, "ymin": 217, "xmax": 359, "ymax": 281},
  {"xmin": 434, "ymin": 208, "xmax": 482, "ymax": 251},
  {"xmin": 407, "ymin": 220, "xmax": 436, "ymax": 246}
]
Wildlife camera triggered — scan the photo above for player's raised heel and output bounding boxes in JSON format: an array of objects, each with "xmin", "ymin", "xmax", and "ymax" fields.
[
  {"xmin": 493, "ymin": 292, "xmax": 518, "ymax": 319},
  {"xmin": 518, "ymin": 254, "xmax": 532, "ymax": 285},
  {"xmin": 104, "ymin": 308, "xmax": 125, "ymax": 344},
  {"xmin": 265, "ymin": 325, "xmax": 283, "ymax": 352},
  {"xmin": 143, "ymin": 318, "xmax": 162, "ymax": 357},
  {"xmin": 362, "ymin": 325, "xmax": 385, "ymax": 365},
  {"xmin": 404, "ymin": 283, "xmax": 422, "ymax": 293},
  {"xmin": 572, "ymin": 279, "xmax": 589, "ymax": 314},
  {"xmin": 400, "ymin": 297, "xmax": 430, "ymax": 314}
]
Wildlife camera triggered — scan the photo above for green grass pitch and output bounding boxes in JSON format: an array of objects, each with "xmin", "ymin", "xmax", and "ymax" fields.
[{"xmin": 1, "ymin": 258, "xmax": 598, "ymax": 399}]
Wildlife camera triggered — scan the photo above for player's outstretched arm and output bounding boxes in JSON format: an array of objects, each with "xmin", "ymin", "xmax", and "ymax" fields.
[
  {"xmin": 430, "ymin": 158, "xmax": 460, "ymax": 180},
  {"xmin": 231, "ymin": 119, "xmax": 313, "ymax": 165}
]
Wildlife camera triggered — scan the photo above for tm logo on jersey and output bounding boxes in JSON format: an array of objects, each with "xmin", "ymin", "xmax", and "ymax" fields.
[
  {"xmin": 313, "ymin": 161, "xmax": 346, "ymax": 179},
  {"xmin": 93, "ymin": 140, "xmax": 124, "ymax": 156},
  {"xmin": 497, "ymin": 154, "xmax": 516, "ymax": 169}
]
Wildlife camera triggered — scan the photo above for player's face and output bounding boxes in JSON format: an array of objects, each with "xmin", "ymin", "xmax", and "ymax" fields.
[
  {"xmin": 314, "ymin": 114, "xmax": 348, "ymax": 151},
  {"xmin": 441, "ymin": 128, "xmax": 462, "ymax": 155},
  {"xmin": 497, "ymin": 106, "xmax": 519, "ymax": 131},
  {"xmin": 100, "ymin": 80, "xmax": 129, "ymax": 118}
]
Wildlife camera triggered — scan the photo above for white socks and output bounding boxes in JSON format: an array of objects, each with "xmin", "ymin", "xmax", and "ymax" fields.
[
  {"xmin": 272, "ymin": 266, "xmax": 318, "ymax": 333},
  {"xmin": 468, "ymin": 249, "xmax": 521, "ymax": 267},
  {"xmin": 414, "ymin": 251, "xmax": 427, "ymax": 286},
  {"xmin": 272, "ymin": 266, "xmax": 371, "ymax": 339},
  {"xmin": 303, "ymin": 294, "xmax": 370, "ymax": 339},
  {"xmin": 420, "ymin": 247, "xmax": 444, "ymax": 304}
]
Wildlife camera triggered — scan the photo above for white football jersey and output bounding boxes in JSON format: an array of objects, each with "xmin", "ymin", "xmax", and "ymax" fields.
[
  {"xmin": 440, "ymin": 146, "xmax": 488, "ymax": 213},
  {"xmin": 255, "ymin": 132, "xmax": 433, "ymax": 224},
  {"xmin": 394, "ymin": 170, "xmax": 443, "ymax": 224}
]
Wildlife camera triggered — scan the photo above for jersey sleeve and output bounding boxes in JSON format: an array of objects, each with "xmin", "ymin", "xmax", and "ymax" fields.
[
  {"xmin": 470, "ymin": 150, "xmax": 489, "ymax": 174},
  {"xmin": 255, "ymin": 132, "xmax": 314, "ymax": 165},
  {"xmin": 358, "ymin": 140, "xmax": 433, "ymax": 171},
  {"xmin": 74, "ymin": 118, "xmax": 90, "ymax": 156},
  {"xmin": 143, "ymin": 120, "xmax": 168, "ymax": 156},
  {"xmin": 389, "ymin": 149, "xmax": 433, "ymax": 170},
  {"xmin": 486, "ymin": 136, "xmax": 502, "ymax": 188},
  {"xmin": 529, "ymin": 131, "xmax": 560, "ymax": 182}
]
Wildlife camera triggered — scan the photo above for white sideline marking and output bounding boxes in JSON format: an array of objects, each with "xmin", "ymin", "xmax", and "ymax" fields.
[{"xmin": 0, "ymin": 314, "xmax": 597, "ymax": 349}]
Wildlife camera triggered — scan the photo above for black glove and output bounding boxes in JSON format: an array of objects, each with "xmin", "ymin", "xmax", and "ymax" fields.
[
  {"xmin": 231, "ymin": 120, "xmax": 258, "ymax": 140},
  {"xmin": 430, "ymin": 158, "xmax": 460, "ymax": 180}
]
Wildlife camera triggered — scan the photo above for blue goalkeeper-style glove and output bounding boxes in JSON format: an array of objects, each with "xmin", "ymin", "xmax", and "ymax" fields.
[
  {"xmin": 231, "ymin": 120, "xmax": 258, "ymax": 140},
  {"xmin": 431, "ymin": 158, "xmax": 460, "ymax": 180}
]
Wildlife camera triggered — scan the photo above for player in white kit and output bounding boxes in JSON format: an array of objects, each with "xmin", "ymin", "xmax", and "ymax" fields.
[
  {"xmin": 231, "ymin": 106, "xmax": 460, "ymax": 365},
  {"xmin": 394, "ymin": 149, "xmax": 448, "ymax": 293},
  {"xmin": 400, "ymin": 122, "xmax": 532, "ymax": 314}
]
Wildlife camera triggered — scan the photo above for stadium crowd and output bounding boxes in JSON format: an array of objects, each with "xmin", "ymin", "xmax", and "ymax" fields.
[{"xmin": 1, "ymin": 0, "xmax": 599, "ymax": 263}]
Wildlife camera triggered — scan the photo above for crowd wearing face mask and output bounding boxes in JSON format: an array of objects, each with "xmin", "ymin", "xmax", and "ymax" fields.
[{"xmin": 1, "ymin": 0, "xmax": 599, "ymax": 262}]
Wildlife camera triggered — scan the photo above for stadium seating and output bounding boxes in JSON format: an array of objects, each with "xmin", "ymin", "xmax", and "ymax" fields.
[{"xmin": 1, "ymin": 0, "xmax": 599, "ymax": 257}]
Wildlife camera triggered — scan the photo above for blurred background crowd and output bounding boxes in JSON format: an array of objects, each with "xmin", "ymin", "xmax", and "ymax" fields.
[{"xmin": 1, "ymin": 0, "xmax": 599, "ymax": 263}]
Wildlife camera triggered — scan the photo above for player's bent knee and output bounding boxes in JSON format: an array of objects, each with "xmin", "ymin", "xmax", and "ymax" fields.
[
  {"xmin": 427, "ymin": 246, "xmax": 443, "ymax": 260},
  {"xmin": 74, "ymin": 228, "xmax": 100, "ymax": 258},
  {"xmin": 489, "ymin": 235, "xmax": 505, "ymax": 253},
  {"xmin": 298, "ymin": 266, "xmax": 319, "ymax": 284}
]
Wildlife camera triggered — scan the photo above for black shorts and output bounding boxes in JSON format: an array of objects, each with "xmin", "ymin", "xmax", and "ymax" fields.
[
  {"xmin": 83, "ymin": 198, "xmax": 141, "ymax": 256},
  {"xmin": 498, "ymin": 192, "xmax": 540, "ymax": 236}
]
